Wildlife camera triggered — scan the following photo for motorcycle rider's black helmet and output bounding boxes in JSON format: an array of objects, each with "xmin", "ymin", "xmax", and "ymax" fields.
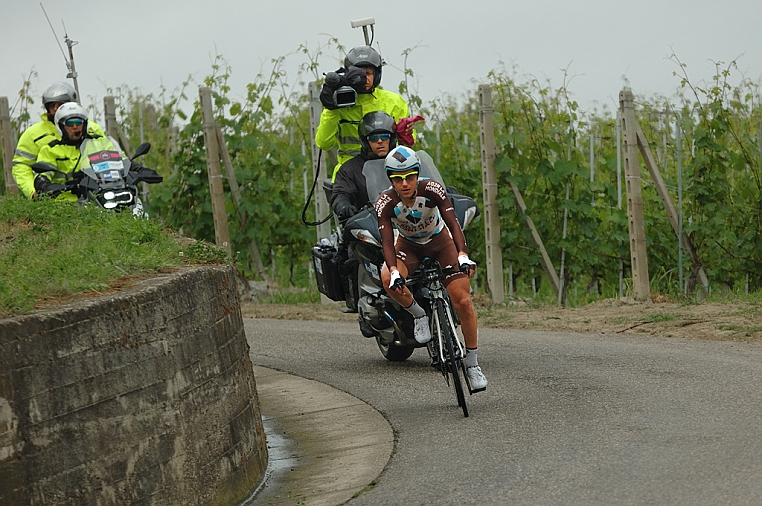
[
  {"xmin": 344, "ymin": 45, "xmax": 383, "ymax": 92},
  {"xmin": 358, "ymin": 111, "xmax": 397, "ymax": 157}
]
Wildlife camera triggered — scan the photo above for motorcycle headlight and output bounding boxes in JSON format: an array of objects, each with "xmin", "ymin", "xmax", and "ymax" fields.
[{"xmin": 99, "ymin": 190, "xmax": 134, "ymax": 209}]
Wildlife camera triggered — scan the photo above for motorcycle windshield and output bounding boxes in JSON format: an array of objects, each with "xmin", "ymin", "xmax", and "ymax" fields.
[
  {"xmin": 363, "ymin": 150, "xmax": 446, "ymax": 203},
  {"xmin": 79, "ymin": 136, "xmax": 126, "ymax": 184}
]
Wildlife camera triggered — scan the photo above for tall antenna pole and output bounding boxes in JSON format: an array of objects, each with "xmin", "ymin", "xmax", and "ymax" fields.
[
  {"xmin": 41, "ymin": 3, "xmax": 81, "ymax": 103},
  {"xmin": 64, "ymin": 31, "xmax": 81, "ymax": 102}
]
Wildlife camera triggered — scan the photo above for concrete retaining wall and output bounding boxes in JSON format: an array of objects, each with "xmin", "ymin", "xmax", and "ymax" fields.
[{"xmin": 0, "ymin": 266, "xmax": 267, "ymax": 505}]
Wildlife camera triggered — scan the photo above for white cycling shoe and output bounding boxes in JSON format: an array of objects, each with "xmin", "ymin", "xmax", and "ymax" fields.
[
  {"xmin": 466, "ymin": 366, "xmax": 488, "ymax": 392},
  {"xmin": 413, "ymin": 316, "xmax": 432, "ymax": 344}
]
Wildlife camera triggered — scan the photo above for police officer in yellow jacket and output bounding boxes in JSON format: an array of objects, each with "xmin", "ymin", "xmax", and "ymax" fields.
[
  {"xmin": 33, "ymin": 102, "xmax": 119, "ymax": 202},
  {"xmin": 315, "ymin": 46, "xmax": 413, "ymax": 181},
  {"xmin": 11, "ymin": 82, "xmax": 105, "ymax": 198}
]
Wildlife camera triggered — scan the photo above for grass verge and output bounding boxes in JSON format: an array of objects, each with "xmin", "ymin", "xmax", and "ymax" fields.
[{"xmin": 0, "ymin": 195, "xmax": 228, "ymax": 317}]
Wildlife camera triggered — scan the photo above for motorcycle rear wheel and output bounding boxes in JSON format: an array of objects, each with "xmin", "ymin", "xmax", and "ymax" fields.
[{"xmin": 375, "ymin": 336, "xmax": 415, "ymax": 361}]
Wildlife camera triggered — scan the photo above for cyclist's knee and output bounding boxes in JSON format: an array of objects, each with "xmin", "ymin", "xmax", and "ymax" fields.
[{"xmin": 449, "ymin": 285, "xmax": 472, "ymax": 310}]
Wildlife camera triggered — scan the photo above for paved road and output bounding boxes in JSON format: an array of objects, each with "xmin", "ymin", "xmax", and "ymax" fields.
[{"xmin": 245, "ymin": 318, "xmax": 762, "ymax": 505}]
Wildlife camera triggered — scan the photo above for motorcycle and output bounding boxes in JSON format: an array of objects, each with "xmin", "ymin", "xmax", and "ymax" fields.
[
  {"xmin": 32, "ymin": 139, "xmax": 162, "ymax": 217},
  {"xmin": 313, "ymin": 150, "xmax": 479, "ymax": 362}
]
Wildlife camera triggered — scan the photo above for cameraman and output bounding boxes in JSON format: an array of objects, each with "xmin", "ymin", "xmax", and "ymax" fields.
[{"xmin": 315, "ymin": 45, "xmax": 413, "ymax": 182}]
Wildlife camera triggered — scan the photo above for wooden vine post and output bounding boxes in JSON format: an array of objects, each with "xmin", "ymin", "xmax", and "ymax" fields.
[
  {"xmin": 634, "ymin": 114, "xmax": 710, "ymax": 296},
  {"xmin": 478, "ymin": 85, "xmax": 505, "ymax": 303},
  {"xmin": 479, "ymin": 85, "xmax": 560, "ymax": 300},
  {"xmin": 214, "ymin": 125, "xmax": 271, "ymax": 284},
  {"xmin": 199, "ymin": 86, "xmax": 232, "ymax": 256},
  {"xmin": 619, "ymin": 90, "xmax": 650, "ymax": 301},
  {"xmin": 620, "ymin": 89, "xmax": 710, "ymax": 299},
  {"xmin": 103, "ymin": 96, "xmax": 133, "ymax": 158},
  {"xmin": 0, "ymin": 97, "xmax": 18, "ymax": 194}
]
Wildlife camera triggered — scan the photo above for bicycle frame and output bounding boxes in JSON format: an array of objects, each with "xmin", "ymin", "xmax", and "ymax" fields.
[{"xmin": 406, "ymin": 258, "xmax": 471, "ymax": 417}]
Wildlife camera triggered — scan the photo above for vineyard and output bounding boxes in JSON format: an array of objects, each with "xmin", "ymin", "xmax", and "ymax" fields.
[{"xmin": 2, "ymin": 49, "xmax": 761, "ymax": 305}]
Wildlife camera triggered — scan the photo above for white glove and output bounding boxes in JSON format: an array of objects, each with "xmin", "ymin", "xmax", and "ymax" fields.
[
  {"xmin": 458, "ymin": 254, "xmax": 476, "ymax": 273},
  {"xmin": 389, "ymin": 269, "xmax": 403, "ymax": 289}
]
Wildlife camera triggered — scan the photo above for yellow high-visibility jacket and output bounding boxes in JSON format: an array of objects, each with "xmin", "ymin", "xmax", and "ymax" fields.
[
  {"xmin": 315, "ymin": 88, "xmax": 410, "ymax": 181},
  {"xmin": 34, "ymin": 134, "xmax": 122, "ymax": 202},
  {"xmin": 12, "ymin": 114, "xmax": 105, "ymax": 198}
]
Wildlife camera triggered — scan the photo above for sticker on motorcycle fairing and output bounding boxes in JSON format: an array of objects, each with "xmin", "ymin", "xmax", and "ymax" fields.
[
  {"xmin": 88, "ymin": 150, "xmax": 124, "ymax": 173},
  {"xmin": 364, "ymin": 259, "xmax": 380, "ymax": 280},
  {"xmin": 101, "ymin": 170, "xmax": 121, "ymax": 182}
]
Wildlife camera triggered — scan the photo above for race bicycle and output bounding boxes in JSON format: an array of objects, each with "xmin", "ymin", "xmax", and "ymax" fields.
[{"xmin": 404, "ymin": 258, "xmax": 474, "ymax": 418}]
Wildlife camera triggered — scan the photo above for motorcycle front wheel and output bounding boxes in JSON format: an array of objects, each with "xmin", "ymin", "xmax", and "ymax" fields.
[{"xmin": 375, "ymin": 336, "xmax": 415, "ymax": 361}]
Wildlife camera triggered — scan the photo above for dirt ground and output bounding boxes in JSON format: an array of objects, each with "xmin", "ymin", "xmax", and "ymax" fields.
[{"xmin": 241, "ymin": 294, "xmax": 762, "ymax": 344}]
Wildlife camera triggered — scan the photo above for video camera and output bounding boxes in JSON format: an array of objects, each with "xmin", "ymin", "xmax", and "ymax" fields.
[{"xmin": 321, "ymin": 66, "xmax": 366, "ymax": 109}]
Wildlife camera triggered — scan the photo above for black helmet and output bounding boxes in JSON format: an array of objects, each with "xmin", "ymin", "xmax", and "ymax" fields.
[
  {"xmin": 358, "ymin": 111, "xmax": 397, "ymax": 157},
  {"xmin": 344, "ymin": 46, "xmax": 383, "ymax": 91},
  {"xmin": 42, "ymin": 81, "xmax": 78, "ymax": 109}
]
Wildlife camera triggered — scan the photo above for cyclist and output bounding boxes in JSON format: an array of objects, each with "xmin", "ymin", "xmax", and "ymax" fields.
[
  {"xmin": 375, "ymin": 146, "xmax": 488, "ymax": 391},
  {"xmin": 315, "ymin": 45, "xmax": 412, "ymax": 181},
  {"xmin": 12, "ymin": 82, "xmax": 105, "ymax": 198}
]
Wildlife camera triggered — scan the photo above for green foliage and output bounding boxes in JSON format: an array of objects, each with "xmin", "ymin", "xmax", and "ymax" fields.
[
  {"xmin": 419, "ymin": 57, "xmax": 762, "ymax": 301},
  {"xmin": 5, "ymin": 44, "xmax": 760, "ymax": 303}
]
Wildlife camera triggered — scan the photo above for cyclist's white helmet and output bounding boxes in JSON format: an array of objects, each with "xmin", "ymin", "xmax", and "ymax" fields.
[{"xmin": 385, "ymin": 146, "xmax": 420, "ymax": 179}]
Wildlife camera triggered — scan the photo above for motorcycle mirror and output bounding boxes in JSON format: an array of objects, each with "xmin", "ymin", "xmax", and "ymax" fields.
[
  {"xmin": 132, "ymin": 142, "xmax": 151, "ymax": 159},
  {"xmin": 31, "ymin": 162, "xmax": 49, "ymax": 174},
  {"xmin": 31, "ymin": 162, "xmax": 66, "ymax": 178}
]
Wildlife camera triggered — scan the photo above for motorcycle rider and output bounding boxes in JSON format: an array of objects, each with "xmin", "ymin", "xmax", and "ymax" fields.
[
  {"xmin": 315, "ymin": 45, "xmax": 413, "ymax": 182},
  {"xmin": 33, "ymin": 102, "xmax": 123, "ymax": 201},
  {"xmin": 331, "ymin": 111, "xmax": 397, "ymax": 317},
  {"xmin": 12, "ymin": 82, "xmax": 105, "ymax": 198},
  {"xmin": 376, "ymin": 146, "xmax": 488, "ymax": 391},
  {"xmin": 331, "ymin": 111, "xmax": 397, "ymax": 222}
]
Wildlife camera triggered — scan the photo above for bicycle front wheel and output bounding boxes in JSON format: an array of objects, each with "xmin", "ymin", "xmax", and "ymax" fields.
[{"xmin": 435, "ymin": 299, "xmax": 468, "ymax": 418}]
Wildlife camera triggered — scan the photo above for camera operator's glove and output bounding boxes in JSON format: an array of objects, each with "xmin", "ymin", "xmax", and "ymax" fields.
[
  {"xmin": 335, "ymin": 201, "xmax": 358, "ymax": 222},
  {"xmin": 320, "ymin": 84, "xmax": 338, "ymax": 110},
  {"xmin": 389, "ymin": 269, "xmax": 405, "ymax": 290},
  {"xmin": 320, "ymin": 68, "xmax": 344, "ymax": 110},
  {"xmin": 458, "ymin": 254, "xmax": 477, "ymax": 275}
]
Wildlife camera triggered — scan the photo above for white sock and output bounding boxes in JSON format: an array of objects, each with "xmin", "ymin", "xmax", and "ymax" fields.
[
  {"xmin": 465, "ymin": 348, "xmax": 478, "ymax": 367},
  {"xmin": 404, "ymin": 300, "xmax": 426, "ymax": 319}
]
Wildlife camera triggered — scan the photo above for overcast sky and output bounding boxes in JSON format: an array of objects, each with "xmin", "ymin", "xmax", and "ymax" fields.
[{"xmin": 2, "ymin": 0, "xmax": 760, "ymax": 120}]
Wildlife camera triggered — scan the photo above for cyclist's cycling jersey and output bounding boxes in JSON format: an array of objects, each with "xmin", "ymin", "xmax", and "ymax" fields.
[{"xmin": 376, "ymin": 178, "xmax": 468, "ymax": 271}]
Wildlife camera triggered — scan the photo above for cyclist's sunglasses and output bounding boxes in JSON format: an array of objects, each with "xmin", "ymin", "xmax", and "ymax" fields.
[
  {"xmin": 368, "ymin": 133, "xmax": 391, "ymax": 142},
  {"xmin": 63, "ymin": 118, "xmax": 84, "ymax": 127},
  {"xmin": 388, "ymin": 170, "xmax": 419, "ymax": 182}
]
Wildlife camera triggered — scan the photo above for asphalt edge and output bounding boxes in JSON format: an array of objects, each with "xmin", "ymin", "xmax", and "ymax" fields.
[{"xmin": 248, "ymin": 366, "xmax": 394, "ymax": 505}]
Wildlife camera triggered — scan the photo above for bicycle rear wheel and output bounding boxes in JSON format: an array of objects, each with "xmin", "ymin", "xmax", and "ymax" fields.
[{"xmin": 435, "ymin": 300, "xmax": 468, "ymax": 417}]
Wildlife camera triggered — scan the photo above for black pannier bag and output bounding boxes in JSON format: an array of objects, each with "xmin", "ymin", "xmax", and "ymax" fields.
[{"xmin": 312, "ymin": 242, "xmax": 345, "ymax": 301}]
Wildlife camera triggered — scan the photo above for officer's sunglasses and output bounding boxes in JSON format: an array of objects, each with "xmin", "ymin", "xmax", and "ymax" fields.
[
  {"xmin": 64, "ymin": 118, "xmax": 84, "ymax": 127},
  {"xmin": 368, "ymin": 133, "xmax": 391, "ymax": 142}
]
